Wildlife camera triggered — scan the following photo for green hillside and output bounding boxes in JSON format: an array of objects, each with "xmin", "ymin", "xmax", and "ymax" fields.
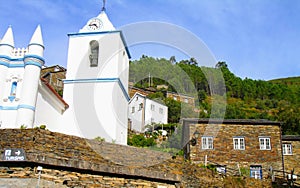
[
  {"xmin": 129, "ymin": 56, "xmax": 300, "ymax": 135},
  {"xmin": 269, "ymin": 76, "xmax": 300, "ymax": 86}
]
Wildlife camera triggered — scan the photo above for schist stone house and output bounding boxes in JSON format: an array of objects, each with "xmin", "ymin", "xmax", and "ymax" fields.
[
  {"xmin": 41, "ymin": 65, "xmax": 66, "ymax": 94},
  {"xmin": 0, "ymin": 9, "xmax": 130, "ymax": 145},
  {"xmin": 182, "ymin": 119, "xmax": 283, "ymax": 179},
  {"xmin": 166, "ymin": 91, "xmax": 195, "ymax": 107},
  {"xmin": 282, "ymin": 135, "xmax": 300, "ymax": 182},
  {"xmin": 128, "ymin": 92, "xmax": 168, "ymax": 133}
]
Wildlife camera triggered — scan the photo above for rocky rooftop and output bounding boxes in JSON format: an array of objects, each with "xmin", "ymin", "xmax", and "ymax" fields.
[{"xmin": 0, "ymin": 129, "xmax": 274, "ymax": 187}]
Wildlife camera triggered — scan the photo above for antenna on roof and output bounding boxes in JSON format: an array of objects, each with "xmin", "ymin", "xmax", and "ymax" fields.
[{"xmin": 102, "ymin": 0, "xmax": 106, "ymax": 11}]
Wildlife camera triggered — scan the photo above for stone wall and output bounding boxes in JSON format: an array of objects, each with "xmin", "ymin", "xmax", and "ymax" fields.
[
  {"xmin": 0, "ymin": 128, "xmax": 276, "ymax": 187},
  {"xmin": 0, "ymin": 129, "xmax": 180, "ymax": 186},
  {"xmin": 0, "ymin": 166, "xmax": 175, "ymax": 188},
  {"xmin": 0, "ymin": 161, "xmax": 274, "ymax": 188},
  {"xmin": 186, "ymin": 122, "xmax": 283, "ymax": 179},
  {"xmin": 282, "ymin": 135, "xmax": 300, "ymax": 184}
]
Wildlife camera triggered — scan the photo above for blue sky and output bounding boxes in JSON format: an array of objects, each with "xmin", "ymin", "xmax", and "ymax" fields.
[{"xmin": 0, "ymin": 0, "xmax": 299, "ymax": 80}]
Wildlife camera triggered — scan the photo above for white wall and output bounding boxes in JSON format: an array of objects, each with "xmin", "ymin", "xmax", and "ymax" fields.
[
  {"xmin": 128, "ymin": 94, "xmax": 145, "ymax": 132},
  {"xmin": 34, "ymin": 92, "xmax": 64, "ymax": 131},
  {"xmin": 128, "ymin": 93, "xmax": 168, "ymax": 133},
  {"xmin": 62, "ymin": 31, "xmax": 129, "ymax": 145},
  {"xmin": 144, "ymin": 98, "xmax": 168, "ymax": 127},
  {"xmin": 0, "ymin": 64, "xmax": 25, "ymax": 128}
]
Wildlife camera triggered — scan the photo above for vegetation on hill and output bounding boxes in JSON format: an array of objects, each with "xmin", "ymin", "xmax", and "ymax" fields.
[
  {"xmin": 269, "ymin": 76, "xmax": 300, "ymax": 86},
  {"xmin": 129, "ymin": 56, "xmax": 300, "ymax": 135}
]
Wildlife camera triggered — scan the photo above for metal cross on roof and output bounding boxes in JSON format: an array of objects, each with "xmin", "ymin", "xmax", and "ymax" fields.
[{"xmin": 102, "ymin": 0, "xmax": 106, "ymax": 11}]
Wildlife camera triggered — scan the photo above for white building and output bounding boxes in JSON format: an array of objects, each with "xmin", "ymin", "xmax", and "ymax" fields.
[
  {"xmin": 0, "ymin": 8, "xmax": 130, "ymax": 145},
  {"xmin": 128, "ymin": 92, "xmax": 168, "ymax": 133}
]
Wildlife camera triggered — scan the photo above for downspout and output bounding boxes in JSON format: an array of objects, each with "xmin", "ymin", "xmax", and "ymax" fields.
[{"xmin": 141, "ymin": 97, "xmax": 146, "ymax": 132}]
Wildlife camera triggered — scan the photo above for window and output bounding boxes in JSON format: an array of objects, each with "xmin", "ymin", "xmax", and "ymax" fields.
[
  {"xmin": 151, "ymin": 104, "xmax": 155, "ymax": 111},
  {"xmin": 8, "ymin": 81, "xmax": 17, "ymax": 102},
  {"xmin": 10, "ymin": 81, "xmax": 17, "ymax": 96},
  {"xmin": 202, "ymin": 136, "xmax": 213, "ymax": 149},
  {"xmin": 184, "ymin": 98, "xmax": 188, "ymax": 103},
  {"xmin": 159, "ymin": 108, "xmax": 163, "ymax": 114},
  {"xmin": 233, "ymin": 137, "xmax": 245, "ymax": 150},
  {"xmin": 259, "ymin": 137, "xmax": 271, "ymax": 150},
  {"xmin": 216, "ymin": 166, "xmax": 226, "ymax": 175},
  {"xmin": 139, "ymin": 103, "xmax": 143, "ymax": 111},
  {"xmin": 89, "ymin": 40, "xmax": 99, "ymax": 67},
  {"xmin": 283, "ymin": 143, "xmax": 292, "ymax": 155},
  {"xmin": 56, "ymin": 79, "xmax": 63, "ymax": 87},
  {"xmin": 131, "ymin": 107, "xmax": 135, "ymax": 113},
  {"xmin": 250, "ymin": 165, "xmax": 262, "ymax": 179}
]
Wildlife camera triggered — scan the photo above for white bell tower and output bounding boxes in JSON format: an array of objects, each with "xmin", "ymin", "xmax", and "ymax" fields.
[{"xmin": 62, "ymin": 8, "xmax": 130, "ymax": 144}]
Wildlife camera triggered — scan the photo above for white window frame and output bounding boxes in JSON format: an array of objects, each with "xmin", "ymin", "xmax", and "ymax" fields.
[
  {"xmin": 202, "ymin": 136, "xmax": 213, "ymax": 149},
  {"xmin": 151, "ymin": 104, "xmax": 155, "ymax": 111},
  {"xmin": 233, "ymin": 137, "xmax": 245, "ymax": 150},
  {"xmin": 56, "ymin": 79, "xmax": 62, "ymax": 87},
  {"xmin": 259, "ymin": 137, "xmax": 271, "ymax": 150},
  {"xmin": 139, "ymin": 103, "xmax": 143, "ymax": 111},
  {"xmin": 159, "ymin": 108, "xmax": 163, "ymax": 114},
  {"xmin": 282, "ymin": 143, "xmax": 293, "ymax": 155},
  {"xmin": 250, "ymin": 165, "xmax": 262, "ymax": 179}
]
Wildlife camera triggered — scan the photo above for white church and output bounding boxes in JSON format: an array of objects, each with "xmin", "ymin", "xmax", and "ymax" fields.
[{"xmin": 0, "ymin": 9, "xmax": 130, "ymax": 145}]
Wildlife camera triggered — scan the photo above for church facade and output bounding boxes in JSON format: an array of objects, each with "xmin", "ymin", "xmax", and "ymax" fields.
[{"xmin": 0, "ymin": 10, "xmax": 130, "ymax": 145}]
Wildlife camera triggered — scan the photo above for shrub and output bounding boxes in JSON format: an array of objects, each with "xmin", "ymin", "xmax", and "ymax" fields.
[
  {"xmin": 94, "ymin": 136, "xmax": 105, "ymax": 142},
  {"xmin": 20, "ymin": 125, "xmax": 27, "ymax": 129},
  {"xmin": 128, "ymin": 134, "xmax": 156, "ymax": 147},
  {"xmin": 39, "ymin": 125, "xmax": 46, "ymax": 130}
]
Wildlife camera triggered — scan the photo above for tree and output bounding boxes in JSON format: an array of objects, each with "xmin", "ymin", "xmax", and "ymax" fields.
[
  {"xmin": 169, "ymin": 56, "xmax": 176, "ymax": 64},
  {"xmin": 215, "ymin": 61, "xmax": 228, "ymax": 69},
  {"xmin": 164, "ymin": 98, "xmax": 181, "ymax": 123},
  {"xmin": 189, "ymin": 57, "xmax": 198, "ymax": 65}
]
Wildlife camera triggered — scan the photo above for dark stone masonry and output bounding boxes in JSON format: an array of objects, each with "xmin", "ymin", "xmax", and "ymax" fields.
[
  {"xmin": 182, "ymin": 119, "xmax": 284, "ymax": 179},
  {"xmin": 0, "ymin": 129, "xmax": 273, "ymax": 187}
]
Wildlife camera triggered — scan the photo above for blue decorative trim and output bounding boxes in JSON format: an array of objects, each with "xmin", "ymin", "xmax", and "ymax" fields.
[
  {"xmin": 0, "ymin": 55, "xmax": 41, "ymax": 62},
  {"xmin": 68, "ymin": 30, "xmax": 122, "ymax": 37},
  {"xmin": 0, "ymin": 43, "xmax": 14, "ymax": 48},
  {"xmin": 0, "ymin": 61, "xmax": 9, "ymax": 67},
  {"xmin": 10, "ymin": 58, "xmax": 24, "ymax": 62},
  {"xmin": 119, "ymin": 31, "xmax": 131, "ymax": 59},
  {"xmin": 0, "ymin": 104, "xmax": 35, "ymax": 111},
  {"xmin": 28, "ymin": 43, "xmax": 45, "ymax": 49},
  {"xmin": 0, "ymin": 61, "xmax": 24, "ymax": 68},
  {"xmin": 0, "ymin": 55, "xmax": 45, "ymax": 68},
  {"xmin": 18, "ymin": 104, "xmax": 36, "ymax": 111},
  {"xmin": 68, "ymin": 30, "xmax": 131, "ymax": 59},
  {"xmin": 63, "ymin": 78, "xmax": 130, "ymax": 101},
  {"xmin": 8, "ymin": 96, "xmax": 15, "ymax": 102},
  {"xmin": 0, "ymin": 55, "xmax": 24, "ymax": 62},
  {"xmin": 117, "ymin": 78, "xmax": 130, "ymax": 101},
  {"xmin": 8, "ymin": 64, "xmax": 24, "ymax": 68},
  {"xmin": 0, "ymin": 55, "xmax": 11, "ymax": 60},
  {"xmin": 24, "ymin": 54, "xmax": 45, "ymax": 62},
  {"xmin": 24, "ymin": 61, "xmax": 42, "ymax": 68}
]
